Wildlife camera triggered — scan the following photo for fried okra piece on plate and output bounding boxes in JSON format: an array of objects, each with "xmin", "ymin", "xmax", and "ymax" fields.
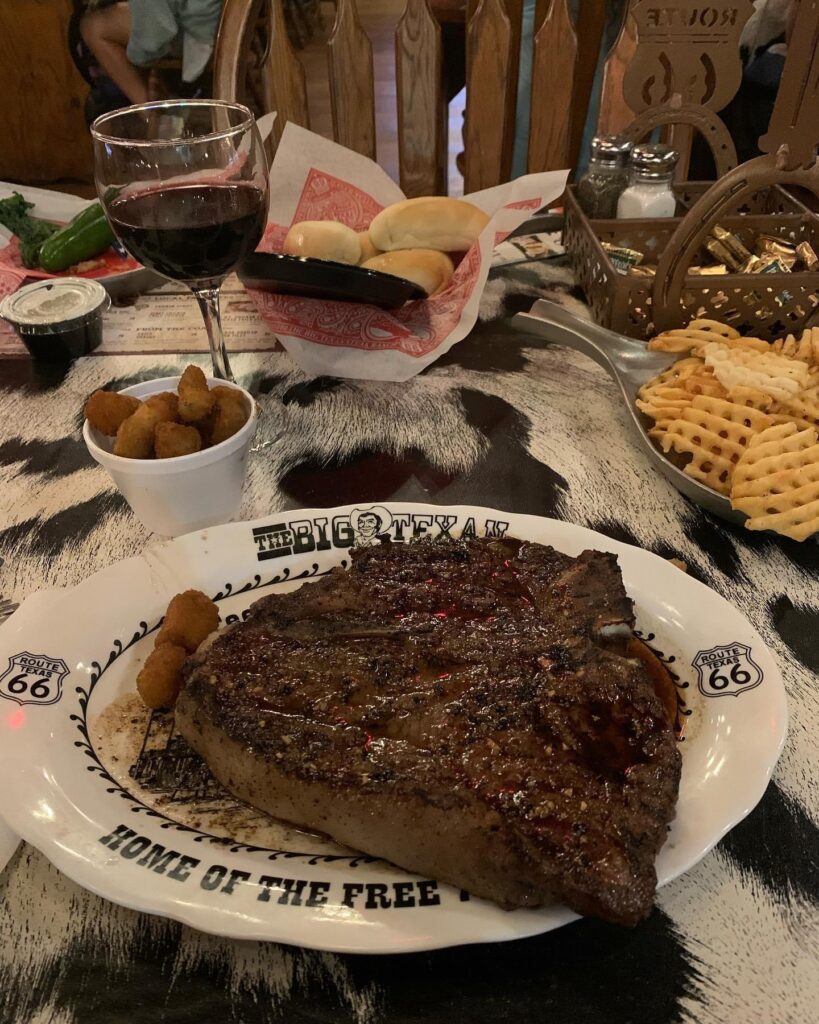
[
  {"xmin": 155, "ymin": 590, "xmax": 219, "ymax": 653},
  {"xmin": 137, "ymin": 643, "xmax": 188, "ymax": 709}
]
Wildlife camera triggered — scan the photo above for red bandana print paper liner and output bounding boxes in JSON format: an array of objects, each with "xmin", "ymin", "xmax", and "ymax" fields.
[{"xmin": 244, "ymin": 124, "xmax": 569, "ymax": 381}]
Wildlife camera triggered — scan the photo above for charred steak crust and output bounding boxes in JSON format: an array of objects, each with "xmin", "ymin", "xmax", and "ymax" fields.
[{"xmin": 175, "ymin": 538, "xmax": 681, "ymax": 925}]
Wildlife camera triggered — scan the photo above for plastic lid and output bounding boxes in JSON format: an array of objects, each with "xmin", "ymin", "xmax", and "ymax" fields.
[
  {"xmin": 590, "ymin": 135, "xmax": 633, "ymax": 165},
  {"xmin": 0, "ymin": 278, "xmax": 109, "ymax": 331}
]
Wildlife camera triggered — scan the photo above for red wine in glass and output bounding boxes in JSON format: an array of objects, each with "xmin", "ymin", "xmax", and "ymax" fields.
[
  {"xmin": 91, "ymin": 100, "xmax": 269, "ymax": 381},
  {"xmin": 107, "ymin": 183, "xmax": 267, "ymax": 288}
]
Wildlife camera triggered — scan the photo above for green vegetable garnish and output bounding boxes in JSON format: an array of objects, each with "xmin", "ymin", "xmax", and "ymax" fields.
[
  {"xmin": 0, "ymin": 192, "xmax": 59, "ymax": 268},
  {"xmin": 38, "ymin": 202, "xmax": 115, "ymax": 273}
]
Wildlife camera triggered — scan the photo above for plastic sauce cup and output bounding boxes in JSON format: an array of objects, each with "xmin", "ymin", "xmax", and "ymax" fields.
[
  {"xmin": 82, "ymin": 375, "xmax": 258, "ymax": 537},
  {"xmin": 0, "ymin": 278, "xmax": 110, "ymax": 359}
]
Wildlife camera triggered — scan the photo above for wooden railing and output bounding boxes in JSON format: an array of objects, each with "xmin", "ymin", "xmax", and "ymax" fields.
[{"xmin": 213, "ymin": 0, "xmax": 634, "ymax": 195}]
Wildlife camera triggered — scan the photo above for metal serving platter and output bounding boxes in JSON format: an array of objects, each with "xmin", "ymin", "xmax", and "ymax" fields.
[{"xmin": 512, "ymin": 299, "xmax": 746, "ymax": 525}]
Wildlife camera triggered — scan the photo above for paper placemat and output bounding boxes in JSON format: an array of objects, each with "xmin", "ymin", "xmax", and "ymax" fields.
[{"xmin": 0, "ymin": 275, "xmax": 279, "ymax": 358}]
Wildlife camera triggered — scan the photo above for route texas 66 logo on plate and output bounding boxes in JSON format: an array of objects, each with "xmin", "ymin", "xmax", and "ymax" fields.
[
  {"xmin": 0, "ymin": 652, "xmax": 68, "ymax": 707},
  {"xmin": 693, "ymin": 642, "xmax": 763, "ymax": 698}
]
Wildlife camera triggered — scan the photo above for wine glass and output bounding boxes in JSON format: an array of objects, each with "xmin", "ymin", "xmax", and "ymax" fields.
[{"xmin": 91, "ymin": 99, "xmax": 269, "ymax": 381}]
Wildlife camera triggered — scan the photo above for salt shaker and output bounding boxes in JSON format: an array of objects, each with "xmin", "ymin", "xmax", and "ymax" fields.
[
  {"xmin": 617, "ymin": 144, "xmax": 679, "ymax": 219},
  {"xmin": 576, "ymin": 136, "xmax": 632, "ymax": 219}
]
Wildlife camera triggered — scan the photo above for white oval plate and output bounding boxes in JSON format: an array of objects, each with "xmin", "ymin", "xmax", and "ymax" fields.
[
  {"xmin": 0, "ymin": 818, "xmax": 18, "ymax": 872},
  {"xmin": 0, "ymin": 504, "xmax": 786, "ymax": 953}
]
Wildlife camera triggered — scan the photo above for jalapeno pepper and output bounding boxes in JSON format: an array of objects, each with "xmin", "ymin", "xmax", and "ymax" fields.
[{"xmin": 38, "ymin": 202, "xmax": 115, "ymax": 273}]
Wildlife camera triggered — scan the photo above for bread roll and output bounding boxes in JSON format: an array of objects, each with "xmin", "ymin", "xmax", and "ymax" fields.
[
  {"xmin": 362, "ymin": 249, "xmax": 455, "ymax": 297},
  {"xmin": 283, "ymin": 221, "xmax": 361, "ymax": 265},
  {"xmin": 368, "ymin": 197, "xmax": 490, "ymax": 253},
  {"xmin": 357, "ymin": 230, "xmax": 381, "ymax": 264}
]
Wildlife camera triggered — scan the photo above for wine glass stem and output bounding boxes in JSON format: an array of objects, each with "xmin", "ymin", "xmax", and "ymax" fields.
[{"xmin": 193, "ymin": 286, "xmax": 233, "ymax": 381}]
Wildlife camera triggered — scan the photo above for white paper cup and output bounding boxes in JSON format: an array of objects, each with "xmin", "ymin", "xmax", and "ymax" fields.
[{"xmin": 83, "ymin": 375, "xmax": 258, "ymax": 537}]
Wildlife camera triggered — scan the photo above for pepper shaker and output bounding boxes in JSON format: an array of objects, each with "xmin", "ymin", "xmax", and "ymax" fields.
[{"xmin": 576, "ymin": 136, "xmax": 633, "ymax": 219}]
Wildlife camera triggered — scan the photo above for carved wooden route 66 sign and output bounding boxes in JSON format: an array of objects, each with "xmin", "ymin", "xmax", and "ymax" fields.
[
  {"xmin": 623, "ymin": 0, "xmax": 754, "ymax": 112},
  {"xmin": 693, "ymin": 642, "xmax": 763, "ymax": 698},
  {"xmin": 0, "ymin": 652, "xmax": 68, "ymax": 707}
]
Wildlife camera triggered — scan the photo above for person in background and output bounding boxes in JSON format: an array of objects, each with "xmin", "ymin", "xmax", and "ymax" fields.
[
  {"xmin": 80, "ymin": 0, "xmax": 223, "ymax": 106},
  {"xmin": 723, "ymin": 0, "xmax": 797, "ymax": 163}
]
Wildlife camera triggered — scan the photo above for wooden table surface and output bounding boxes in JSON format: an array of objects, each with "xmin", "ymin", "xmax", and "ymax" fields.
[{"xmin": 0, "ymin": 254, "xmax": 817, "ymax": 1024}]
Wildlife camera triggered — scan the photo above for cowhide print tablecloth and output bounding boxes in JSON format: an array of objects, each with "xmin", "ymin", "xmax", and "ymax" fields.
[{"xmin": 0, "ymin": 259, "xmax": 817, "ymax": 1024}]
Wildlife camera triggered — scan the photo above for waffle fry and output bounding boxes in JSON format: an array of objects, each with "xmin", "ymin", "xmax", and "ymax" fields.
[
  {"xmin": 638, "ymin": 361, "xmax": 701, "ymax": 400},
  {"xmin": 777, "ymin": 334, "xmax": 799, "ymax": 358},
  {"xmin": 723, "ymin": 336, "xmax": 778, "ymax": 354},
  {"xmin": 733, "ymin": 422, "xmax": 814, "ymax": 481},
  {"xmin": 731, "ymin": 423, "xmax": 819, "ymax": 540},
  {"xmin": 638, "ymin": 360, "xmax": 702, "ymax": 396},
  {"xmin": 687, "ymin": 319, "xmax": 741, "ymax": 340},
  {"xmin": 695, "ymin": 394, "xmax": 774, "ymax": 435},
  {"xmin": 727, "ymin": 385, "xmax": 774, "ymax": 411},
  {"xmin": 636, "ymin": 389, "xmax": 694, "ymax": 432},
  {"xmin": 800, "ymin": 327, "xmax": 819, "ymax": 367},
  {"xmin": 659, "ymin": 396, "xmax": 772, "ymax": 494},
  {"xmin": 771, "ymin": 328, "xmax": 819, "ymax": 366},
  {"xmin": 769, "ymin": 412, "xmax": 817, "ymax": 431},
  {"xmin": 660, "ymin": 425, "xmax": 734, "ymax": 493},
  {"xmin": 646, "ymin": 357, "xmax": 705, "ymax": 387},
  {"xmin": 703, "ymin": 342, "xmax": 810, "ymax": 402},
  {"xmin": 647, "ymin": 321, "xmax": 738, "ymax": 353},
  {"xmin": 636, "ymin": 386, "xmax": 692, "ymax": 413},
  {"xmin": 648, "ymin": 330, "xmax": 766, "ymax": 356},
  {"xmin": 639, "ymin": 318, "xmax": 819, "ymax": 538},
  {"xmin": 647, "ymin": 331, "xmax": 710, "ymax": 354},
  {"xmin": 637, "ymin": 359, "xmax": 708, "ymax": 437},
  {"xmin": 770, "ymin": 384, "xmax": 819, "ymax": 426},
  {"xmin": 682, "ymin": 368, "xmax": 728, "ymax": 398}
]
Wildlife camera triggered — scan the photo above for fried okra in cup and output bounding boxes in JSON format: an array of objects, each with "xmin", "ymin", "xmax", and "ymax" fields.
[
  {"xmin": 83, "ymin": 364, "xmax": 251, "ymax": 460},
  {"xmin": 82, "ymin": 371, "xmax": 258, "ymax": 536}
]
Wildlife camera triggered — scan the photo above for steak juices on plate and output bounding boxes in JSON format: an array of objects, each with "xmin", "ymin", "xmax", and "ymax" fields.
[{"xmin": 175, "ymin": 537, "xmax": 681, "ymax": 926}]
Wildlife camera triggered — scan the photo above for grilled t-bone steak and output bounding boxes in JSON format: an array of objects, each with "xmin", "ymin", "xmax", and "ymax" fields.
[{"xmin": 175, "ymin": 538, "xmax": 681, "ymax": 925}]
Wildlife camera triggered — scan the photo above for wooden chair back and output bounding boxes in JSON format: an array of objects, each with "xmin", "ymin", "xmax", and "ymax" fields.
[
  {"xmin": 213, "ymin": 0, "xmax": 310, "ymax": 153},
  {"xmin": 0, "ymin": 0, "xmax": 93, "ymax": 183},
  {"xmin": 212, "ymin": 0, "xmax": 642, "ymax": 195},
  {"xmin": 214, "ymin": 0, "xmax": 449, "ymax": 195}
]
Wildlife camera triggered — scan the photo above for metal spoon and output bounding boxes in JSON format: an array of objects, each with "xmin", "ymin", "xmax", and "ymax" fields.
[{"xmin": 512, "ymin": 300, "xmax": 745, "ymax": 525}]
